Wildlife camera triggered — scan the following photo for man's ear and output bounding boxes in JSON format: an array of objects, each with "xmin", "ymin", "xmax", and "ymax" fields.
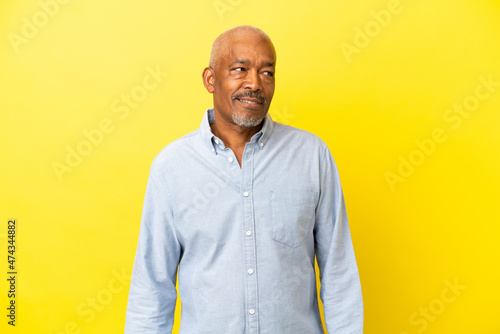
[{"xmin": 202, "ymin": 67, "xmax": 215, "ymax": 93}]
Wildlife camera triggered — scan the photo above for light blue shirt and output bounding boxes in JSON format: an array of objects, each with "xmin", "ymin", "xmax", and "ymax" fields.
[{"xmin": 125, "ymin": 108, "xmax": 363, "ymax": 333}]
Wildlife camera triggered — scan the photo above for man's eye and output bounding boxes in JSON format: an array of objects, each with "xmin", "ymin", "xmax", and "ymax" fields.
[
  {"xmin": 264, "ymin": 71, "xmax": 274, "ymax": 77},
  {"xmin": 234, "ymin": 67, "xmax": 245, "ymax": 71}
]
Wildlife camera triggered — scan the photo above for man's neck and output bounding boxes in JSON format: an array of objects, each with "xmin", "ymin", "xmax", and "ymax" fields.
[
  {"xmin": 210, "ymin": 110, "xmax": 264, "ymax": 166},
  {"xmin": 210, "ymin": 112, "xmax": 263, "ymax": 151}
]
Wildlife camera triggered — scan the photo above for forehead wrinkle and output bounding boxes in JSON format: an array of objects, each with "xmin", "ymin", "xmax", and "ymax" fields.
[
  {"xmin": 229, "ymin": 58, "xmax": 275, "ymax": 69},
  {"xmin": 231, "ymin": 59, "xmax": 250, "ymax": 65}
]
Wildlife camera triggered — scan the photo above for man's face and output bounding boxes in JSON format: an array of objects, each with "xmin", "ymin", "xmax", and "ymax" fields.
[{"xmin": 209, "ymin": 34, "xmax": 276, "ymax": 128}]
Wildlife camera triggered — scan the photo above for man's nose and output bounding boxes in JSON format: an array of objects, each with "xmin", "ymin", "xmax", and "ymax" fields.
[{"xmin": 243, "ymin": 69, "xmax": 262, "ymax": 91}]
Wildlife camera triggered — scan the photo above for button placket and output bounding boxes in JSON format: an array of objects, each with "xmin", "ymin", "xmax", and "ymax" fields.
[{"xmin": 241, "ymin": 143, "xmax": 259, "ymax": 333}]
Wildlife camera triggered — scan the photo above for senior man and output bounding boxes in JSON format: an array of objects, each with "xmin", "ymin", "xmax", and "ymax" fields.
[{"xmin": 125, "ymin": 25, "xmax": 363, "ymax": 333}]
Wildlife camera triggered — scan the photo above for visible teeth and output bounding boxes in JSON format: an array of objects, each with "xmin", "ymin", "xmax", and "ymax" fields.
[{"xmin": 240, "ymin": 99, "xmax": 258, "ymax": 104}]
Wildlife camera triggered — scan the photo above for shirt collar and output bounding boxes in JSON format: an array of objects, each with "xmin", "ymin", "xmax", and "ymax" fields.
[{"xmin": 200, "ymin": 108, "xmax": 274, "ymax": 154}]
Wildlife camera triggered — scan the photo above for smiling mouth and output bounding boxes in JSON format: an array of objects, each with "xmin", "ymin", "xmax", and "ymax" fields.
[
  {"xmin": 237, "ymin": 98, "xmax": 261, "ymax": 104},
  {"xmin": 234, "ymin": 98, "xmax": 264, "ymax": 110},
  {"xmin": 232, "ymin": 95, "xmax": 266, "ymax": 109}
]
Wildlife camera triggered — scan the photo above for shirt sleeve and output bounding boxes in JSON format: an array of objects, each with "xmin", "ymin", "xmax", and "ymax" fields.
[
  {"xmin": 125, "ymin": 158, "xmax": 181, "ymax": 333},
  {"xmin": 314, "ymin": 144, "xmax": 364, "ymax": 333}
]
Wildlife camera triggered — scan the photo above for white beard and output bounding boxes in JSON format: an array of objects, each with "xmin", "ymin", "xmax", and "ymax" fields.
[{"xmin": 232, "ymin": 113, "xmax": 264, "ymax": 127}]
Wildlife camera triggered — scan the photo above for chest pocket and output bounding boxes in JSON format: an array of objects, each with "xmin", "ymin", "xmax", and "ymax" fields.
[{"xmin": 270, "ymin": 187, "xmax": 318, "ymax": 247}]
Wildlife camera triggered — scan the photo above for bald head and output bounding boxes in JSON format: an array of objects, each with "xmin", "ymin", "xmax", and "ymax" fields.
[{"xmin": 209, "ymin": 25, "xmax": 276, "ymax": 71}]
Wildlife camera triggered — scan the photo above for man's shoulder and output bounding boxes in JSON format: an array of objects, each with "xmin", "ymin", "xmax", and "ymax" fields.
[
  {"xmin": 272, "ymin": 121, "xmax": 328, "ymax": 150},
  {"xmin": 153, "ymin": 128, "xmax": 200, "ymax": 165}
]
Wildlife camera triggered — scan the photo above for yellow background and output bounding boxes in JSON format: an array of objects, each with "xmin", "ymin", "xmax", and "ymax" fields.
[{"xmin": 1, "ymin": 0, "xmax": 499, "ymax": 333}]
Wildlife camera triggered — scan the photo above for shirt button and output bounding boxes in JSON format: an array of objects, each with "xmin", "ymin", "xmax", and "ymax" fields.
[
  {"xmin": 248, "ymin": 269, "xmax": 254, "ymax": 275},
  {"xmin": 246, "ymin": 230, "xmax": 252, "ymax": 236},
  {"xmin": 228, "ymin": 157, "xmax": 234, "ymax": 163},
  {"xmin": 260, "ymin": 142, "xmax": 264, "ymax": 147},
  {"xmin": 243, "ymin": 191, "xmax": 249, "ymax": 197},
  {"xmin": 249, "ymin": 309, "xmax": 255, "ymax": 315},
  {"xmin": 215, "ymin": 139, "xmax": 220, "ymax": 144}
]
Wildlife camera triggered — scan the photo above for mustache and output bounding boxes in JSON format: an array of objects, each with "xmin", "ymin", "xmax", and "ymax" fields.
[{"xmin": 232, "ymin": 91, "xmax": 267, "ymax": 104}]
